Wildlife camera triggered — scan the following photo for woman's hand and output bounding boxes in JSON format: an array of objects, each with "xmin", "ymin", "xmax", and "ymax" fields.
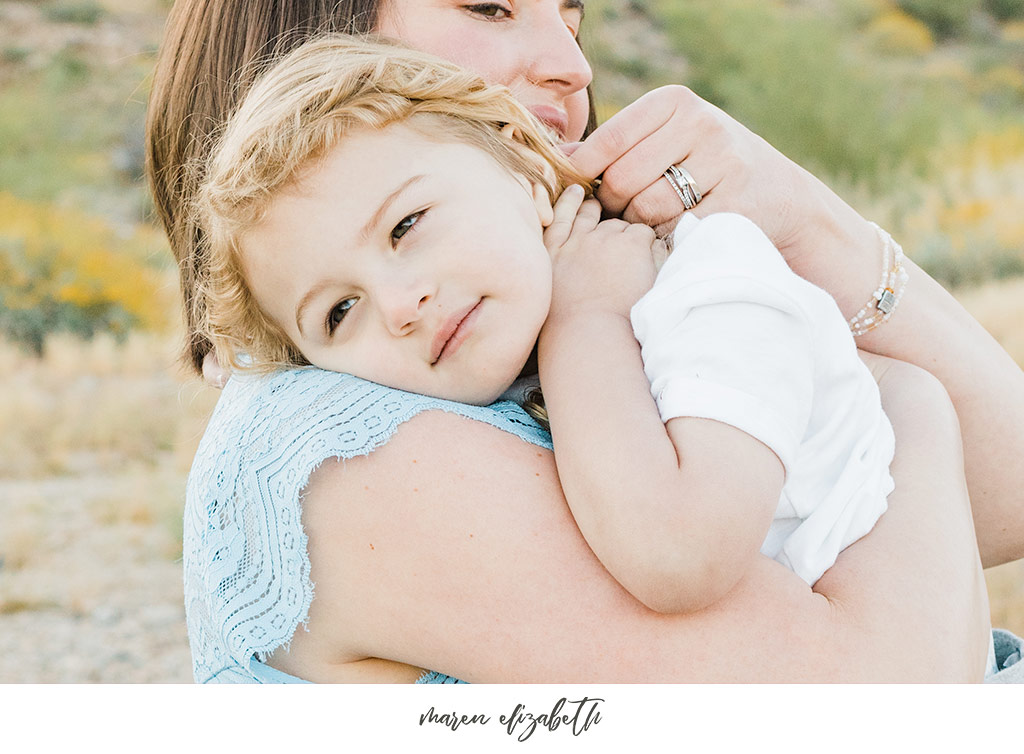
[
  {"xmin": 571, "ymin": 85, "xmax": 1024, "ymax": 567},
  {"xmin": 568, "ymin": 86, "xmax": 809, "ymax": 244},
  {"xmin": 543, "ymin": 186, "xmax": 663, "ymax": 322},
  {"xmin": 566, "ymin": 84, "xmax": 874, "ymax": 295}
]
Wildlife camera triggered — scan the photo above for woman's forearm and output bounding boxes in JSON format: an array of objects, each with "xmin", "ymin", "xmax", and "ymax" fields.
[
  {"xmin": 570, "ymin": 83, "xmax": 1024, "ymax": 566},
  {"xmin": 785, "ymin": 188, "xmax": 1024, "ymax": 567},
  {"xmin": 295, "ymin": 375, "xmax": 987, "ymax": 682},
  {"xmin": 861, "ymin": 259, "xmax": 1024, "ymax": 567},
  {"xmin": 811, "ymin": 354, "xmax": 990, "ymax": 680}
]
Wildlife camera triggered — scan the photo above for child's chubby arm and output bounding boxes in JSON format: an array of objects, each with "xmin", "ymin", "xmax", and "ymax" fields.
[{"xmin": 537, "ymin": 188, "xmax": 785, "ymax": 614}]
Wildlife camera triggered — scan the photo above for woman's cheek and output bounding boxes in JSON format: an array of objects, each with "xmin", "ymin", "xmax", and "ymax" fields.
[{"xmin": 565, "ymin": 89, "xmax": 591, "ymax": 142}]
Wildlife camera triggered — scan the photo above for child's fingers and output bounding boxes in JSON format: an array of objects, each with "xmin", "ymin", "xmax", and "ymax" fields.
[
  {"xmin": 650, "ymin": 236, "xmax": 669, "ymax": 271},
  {"xmin": 571, "ymin": 198, "xmax": 603, "ymax": 235},
  {"xmin": 544, "ymin": 184, "xmax": 586, "ymax": 249},
  {"xmin": 624, "ymin": 221, "xmax": 657, "ymax": 241}
]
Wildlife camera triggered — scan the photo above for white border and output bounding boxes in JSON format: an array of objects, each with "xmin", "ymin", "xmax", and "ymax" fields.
[{"xmin": 5, "ymin": 684, "xmax": 1024, "ymax": 752}]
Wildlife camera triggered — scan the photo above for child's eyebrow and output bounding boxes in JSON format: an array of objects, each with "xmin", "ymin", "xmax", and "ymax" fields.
[
  {"xmin": 294, "ymin": 173, "xmax": 429, "ymax": 339},
  {"xmin": 295, "ymin": 279, "xmax": 332, "ymax": 338},
  {"xmin": 359, "ymin": 173, "xmax": 427, "ymax": 243},
  {"xmin": 564, "ymin": 0, "xmax": 584, "ymax": 16}
]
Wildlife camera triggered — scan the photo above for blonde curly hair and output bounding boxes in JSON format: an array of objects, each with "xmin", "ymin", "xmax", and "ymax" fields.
[{"xmin": 195, "ymin": 34, "xmax": 593, "ymax": 377}]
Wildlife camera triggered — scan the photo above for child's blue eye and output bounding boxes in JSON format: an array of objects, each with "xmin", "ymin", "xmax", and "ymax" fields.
[
  {"xmin": 391, "ymin": 211, "xmax": 424, "ymax": 245},
  {"xmin": 327, "ymin": 297, "xmax": 358, "ymax": 335}
]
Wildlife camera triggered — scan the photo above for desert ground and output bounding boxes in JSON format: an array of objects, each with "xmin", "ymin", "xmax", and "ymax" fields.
[
  {"xmin": 3, "ymin": 277, "xmax": 1024, "ymax": 682},
  {"xmin": 4, "ymin": 0, "xmax": 1024, "ymax": 683}
]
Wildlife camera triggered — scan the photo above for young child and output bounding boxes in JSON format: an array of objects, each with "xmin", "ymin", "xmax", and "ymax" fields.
[{"xmin": 197, "ymin": 35, "xmax": 898, "ymax": 614}]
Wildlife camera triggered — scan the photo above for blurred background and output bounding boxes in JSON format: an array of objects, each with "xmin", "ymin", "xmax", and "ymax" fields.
[{"xmin": 1, "ymin": 0, "xmax": 1023, "ymax": 682}]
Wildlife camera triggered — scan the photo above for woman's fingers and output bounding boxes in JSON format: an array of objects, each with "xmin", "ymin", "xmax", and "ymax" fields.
[
  {"xmin": 569, "ymin": 86, "xmax": 682, "ymax": 183},
  {"xmin": 570, "ymin": 86, "xmax": 723, "ymax": 222},
  {"xmin": 619, "ymin": 148, "xmax": 728, "ymax": 236},
  {"xmin": 569, "ymin": 85, "xmax": 788, "ymax": 241}
]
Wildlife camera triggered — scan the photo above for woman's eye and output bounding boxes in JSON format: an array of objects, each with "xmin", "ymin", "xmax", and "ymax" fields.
[
  {"xmin": 390, "ymin": 210, "xmax": 425, "ymax": 245},
  {"xmin": 326, "ymin": 297, "xmax": 358, "ymax": 335},
  {"xmin": 463, "ymin": 3, "xmax": 512, "ymax": 20}
]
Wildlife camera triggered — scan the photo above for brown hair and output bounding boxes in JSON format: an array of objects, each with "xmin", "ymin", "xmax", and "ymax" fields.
[
  {"xmin": 145, "ymin": 0, "xmax": 598, "ymax": 374},
  {"xmin": 196, "ymin": 35, "xmax": 592, "ymax": 378}
]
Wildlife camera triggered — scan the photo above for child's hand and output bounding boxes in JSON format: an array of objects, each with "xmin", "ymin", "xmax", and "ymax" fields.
[{"xmin": 544, "ymin": 185, "xmax": 662, "ymax": 322}]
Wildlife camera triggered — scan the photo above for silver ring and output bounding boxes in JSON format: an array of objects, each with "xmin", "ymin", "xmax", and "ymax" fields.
[{"xmin": 663, "ymin": 164, "xmax": 702, "ymax": 210}]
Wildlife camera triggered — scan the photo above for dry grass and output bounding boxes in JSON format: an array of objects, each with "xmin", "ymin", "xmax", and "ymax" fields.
[
  {"xmin": 986, "ymin": 561, "xmax": 1024, "ymax": 636},
  {"xmin": 0, "ymin": 332, "xmax": 218, "ymax": 478},
  {"xmin": 1, "ymin": 276, "xmax": 1023, "ymax": 675},
  {"xmin": 952, "ymin": 276, "xmax": 1024, "ymax": 367},
  {"xmin": 0, "ymin": 332, "xmax": 207, "ymax": 680}
]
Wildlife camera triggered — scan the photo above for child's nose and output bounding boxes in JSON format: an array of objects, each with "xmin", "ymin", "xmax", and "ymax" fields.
[{"xmin": 379, "ymin": 280, "xmax": 434, "ymax": 337}]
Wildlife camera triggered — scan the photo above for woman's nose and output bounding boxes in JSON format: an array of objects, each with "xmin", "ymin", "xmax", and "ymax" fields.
[{"xmin": 524, "ymin": 8, "xmax": 593, "ymax": 93}]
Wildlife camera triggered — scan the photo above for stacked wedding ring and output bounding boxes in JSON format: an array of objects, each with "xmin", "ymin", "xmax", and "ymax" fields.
[{"xmin": 663, "ymin": 164, "xmax": 702, "ymax": 210}]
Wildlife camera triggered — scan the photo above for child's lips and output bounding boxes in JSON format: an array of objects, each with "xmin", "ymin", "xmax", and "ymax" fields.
[{"xmin": 431, "ymin": 299, "xmax": 483, "ymax": 365}]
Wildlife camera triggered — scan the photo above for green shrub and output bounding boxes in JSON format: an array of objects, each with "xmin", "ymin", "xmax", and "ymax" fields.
[
  {"xmin": 986, "ymin": 0, "xmax": 1024, "ymax": 21},
  {"xmin": 0, "ymin": 194, "xmax": 172, "ymax": 355},
  {"xmin": 869, "ymin": 10, "xmax": 936, "ymax": 55},
  {"xmin": 0, "ymin": 51, "xmax": 151, "ymax": 209},
  {"xmin": 896, "ymin": 0, "xmax": 981, "ymax": 39},
  {"xmin": 648, "ymin": 0, "xmax": 948, "ymax": 184},
  {"xmin": 916, "ymin": 235, "xmax": 1024, "ymax": 287},
  {"xmin": 2, "ymin": 46, "xmax": 31, "ymax": 65},
  {"xmin": 43, "ymin": 1, "xmax": 105, "ymax": 25}
]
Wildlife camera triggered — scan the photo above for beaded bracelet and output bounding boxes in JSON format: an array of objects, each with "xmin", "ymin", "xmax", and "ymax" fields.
[{"xmin": 847, "ymin": 223, "xmax": 910, "ymax": 337}]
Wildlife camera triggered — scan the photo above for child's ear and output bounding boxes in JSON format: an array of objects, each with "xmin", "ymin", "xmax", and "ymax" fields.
[
  {"xmin": 499, "ymin": 123, "xmax": 521, "ymax": 141},
  {"xmin": 531, "ymin": 182, "xmax": 554, "ymax": 228}
]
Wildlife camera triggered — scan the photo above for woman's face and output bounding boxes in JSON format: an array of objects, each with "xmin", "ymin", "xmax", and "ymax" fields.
[{"xmin": 376, "ymin": 1, "xmax": 592, "ymax": 141}]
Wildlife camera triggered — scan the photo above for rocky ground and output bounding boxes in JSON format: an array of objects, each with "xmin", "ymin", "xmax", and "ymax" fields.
[{"xmin": 0, "ymin": 469, "xmax": 193, "ymax": 683}]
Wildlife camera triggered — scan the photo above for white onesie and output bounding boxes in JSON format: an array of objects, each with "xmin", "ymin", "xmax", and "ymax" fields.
[{"xmin": 630, "ymin": 212, "xmax": 894, "ymax": 586}]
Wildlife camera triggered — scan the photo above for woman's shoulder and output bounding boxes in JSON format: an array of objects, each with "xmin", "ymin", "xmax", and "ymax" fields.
[
  {"xmin": 183, "ymin": 367, "xmax": 549, "ymax": 683},
  {"xmin": 198, "ymin": 367, "xmax": 549, "ymax": 465}
]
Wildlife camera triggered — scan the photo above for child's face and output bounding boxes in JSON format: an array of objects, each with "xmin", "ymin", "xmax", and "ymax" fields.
[{"xmin": 238, "ymin": 122, "xmax": 555, "ymax": 405}]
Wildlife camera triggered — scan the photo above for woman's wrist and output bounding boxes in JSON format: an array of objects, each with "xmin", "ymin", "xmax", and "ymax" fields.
[
  {"xmin": 772, "ymin": 173, "xmax": 883, "ymax": 319},
  {"xmin": 797, "ymin": 195, "xmax": 1024, "ymax": 566}
]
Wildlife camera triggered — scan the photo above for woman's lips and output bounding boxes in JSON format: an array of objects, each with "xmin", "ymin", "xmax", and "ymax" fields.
[
  {"xmin": 529, "ymin": 105, "xmax": 568, "ymax": 140},
  {"xmin": 431, "ymin": 300, "xmax": 483, "ymax": 365}
]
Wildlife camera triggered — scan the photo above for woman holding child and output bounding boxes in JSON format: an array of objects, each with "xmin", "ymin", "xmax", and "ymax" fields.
[{"xmin": 147, "ymin": 0, "xmax": 1024, "ymax": 683}]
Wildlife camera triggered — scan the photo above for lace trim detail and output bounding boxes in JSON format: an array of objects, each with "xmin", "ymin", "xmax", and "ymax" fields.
[
  {"xmin": 416, "ymin": 670, "xmax": 467, "ymax": 684},
  {"xmin": 184, "ymin": 368, "xmax": 550, "ymax": 683}
]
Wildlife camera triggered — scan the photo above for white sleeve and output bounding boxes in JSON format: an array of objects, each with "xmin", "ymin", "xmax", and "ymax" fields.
[{"xmin": 630, "ymin": 213, "xmax": 816, "ymax": 474}]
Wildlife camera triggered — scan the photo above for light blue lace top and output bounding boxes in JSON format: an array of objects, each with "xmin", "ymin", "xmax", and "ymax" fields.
[{"xmin": 184, "ymin": 367, "xmax": 551, "ymax": 683}]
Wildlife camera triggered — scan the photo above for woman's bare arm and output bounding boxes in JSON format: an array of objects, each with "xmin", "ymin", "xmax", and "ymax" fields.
[
  {"xmin": 570, "ymin": 86, "xmax": 1024, "ymax": 566},
  {"xmin": 269, "ymin": 358, "xmax": 987, "ymax": 683},
  {"xmin": 813, "ymin": 236, "xmax": 1024, "ymax": 568}
]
